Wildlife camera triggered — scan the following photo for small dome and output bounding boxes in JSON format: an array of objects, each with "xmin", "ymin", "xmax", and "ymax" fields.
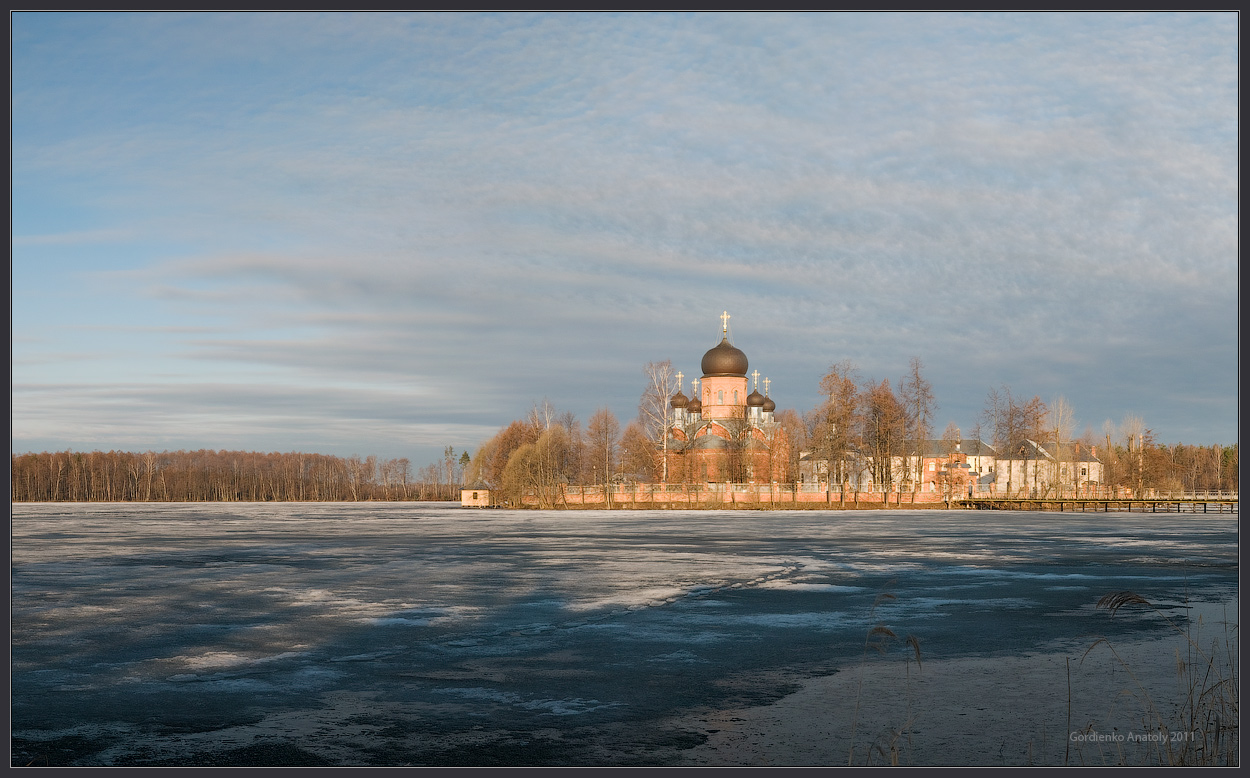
[
  {"xmin": 701, "ymin": 338, "xmax": 748, "ymax": 377},
  {"xmin": 687, "ymin": 397, "xmax": 702, "ymax": 414},
  {"xmin": 670, "ymin": 390, "xmax": 688, "ymax": 409},
  {"xmin": 747, "ymin": 389, "xmax": 765, "ymax": 407},
  {"xmin": 762, "ymin": 396, "xmax": 776, "ymax": 412}
]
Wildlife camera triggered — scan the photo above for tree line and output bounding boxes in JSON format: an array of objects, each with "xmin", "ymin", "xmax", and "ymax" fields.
[
  {"xmin": 10, "ymin": 448, "xmax": 471, "ymax": 502},
  {"xmin": 463, "ymin": 397, "xmax": 661, "ymax": 508},
  {"xmin": 12, "ymin": 361, "xmax": 1236, "ymax": 504}
]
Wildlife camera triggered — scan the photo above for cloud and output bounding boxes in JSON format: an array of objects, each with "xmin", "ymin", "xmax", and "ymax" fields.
[{"xmin": 11, "ymin": 13, "xmax": 1238, "ymax": 463}]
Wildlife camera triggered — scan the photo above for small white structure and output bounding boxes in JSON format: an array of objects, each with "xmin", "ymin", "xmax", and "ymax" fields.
[{"xmin": 460, "ymin": 486, "xmax": 491, "ymax": 508}]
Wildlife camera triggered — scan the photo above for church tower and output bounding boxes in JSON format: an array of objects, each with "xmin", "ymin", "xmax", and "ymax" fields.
[
  {"xmin": 698, "ymin": 311, "xmax": 749, "ymax": 419},
  {"xmin": 665, "ymin": 312, "xmax": 788, "ymax": 484}
]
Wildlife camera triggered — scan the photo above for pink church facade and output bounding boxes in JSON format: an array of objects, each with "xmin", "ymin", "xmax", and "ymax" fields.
[{"xmin": 662, "ymin": 313, "xmax": 790, "ymax": 485}]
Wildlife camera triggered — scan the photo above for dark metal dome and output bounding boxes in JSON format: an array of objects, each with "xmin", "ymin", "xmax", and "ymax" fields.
[
  {"xmin": 669, "ymin": 390, "xmax": 688, "ymax": 409},
  {"xmin": 701, "ymin": 338, "xmax": 748, "ymax": 377},
  {"xmin": 686, "ymin": 396, "xmax": 702, "ymax": 414},
  {"xmin": 762, "ymin": 396, "xmax": 776, "ymax": 412},
  {"xmin": 747, "ymin": 389, "xmax": 765, "ymax": 407}
]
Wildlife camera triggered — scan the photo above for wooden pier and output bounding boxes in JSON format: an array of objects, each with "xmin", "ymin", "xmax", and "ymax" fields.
[{"xmin": 962, "ymin": 492, "xmax": 1237, "ymax": 514}]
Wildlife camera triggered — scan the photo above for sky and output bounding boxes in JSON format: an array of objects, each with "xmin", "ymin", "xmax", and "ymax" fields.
[{"xmin": 11, "ymin": 12, "xmax": 1239, "ymax": 468}]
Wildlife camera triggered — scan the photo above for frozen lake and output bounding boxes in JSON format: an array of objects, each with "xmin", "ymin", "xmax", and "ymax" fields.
[{"xmin": 10, "ymin": 503, "xmax": 1239, "ymax": 766}]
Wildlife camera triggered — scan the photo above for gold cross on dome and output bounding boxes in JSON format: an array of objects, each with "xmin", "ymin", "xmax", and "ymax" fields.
[
  {"xmin": 675, "ymin": 371, "xmax": 684, "ymax": 390},
  {"xmin": 752, "ymin": 369, "xmax": 760, "ymax": 390},
  {"xmin": 763, "ymin": 377, "xmax": 771, "ymax": 396},
  {"xmin": 720, "ymin": 311, "xmax": 730, "ymax": 332}
]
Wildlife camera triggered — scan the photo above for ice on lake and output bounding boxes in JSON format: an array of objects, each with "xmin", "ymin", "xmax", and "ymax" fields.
[{"xmin": 10, "ymin": 503, "xmax": 1238, "ymax": 766}]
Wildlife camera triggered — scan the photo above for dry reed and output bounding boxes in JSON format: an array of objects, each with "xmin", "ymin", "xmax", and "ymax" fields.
[
  {"xmin": 1071, "ymin": 590, "xmax": 1239, "ymax": 766},
  {"xmin": 847, "ymin": 583, "xmax": 923, "ymax": 766}
]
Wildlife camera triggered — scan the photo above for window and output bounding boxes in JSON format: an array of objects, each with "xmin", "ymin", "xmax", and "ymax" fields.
[
  {"xmin": 928, "ymin": 462, "xmax": 935, "ymax": 471},
  {"xmin": 718, "ymin": 390, "xmax": 724, "ymax": 403},
  {"xmin": 734, "ymin": 390, "xmax": 739, "ymax": 404},
  {"xmin": 471, "ymin": 492, "xmax": 478, "ymax": 500}
]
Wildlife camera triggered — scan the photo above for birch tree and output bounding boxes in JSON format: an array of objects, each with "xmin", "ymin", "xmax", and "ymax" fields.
[
  {"xmin": 1046, "ymin": 396, "xmax": 1077, "ymax": 495},
  {"xmin": 638, "ymin": 360, "xmax": 676, "ymax": 448}
]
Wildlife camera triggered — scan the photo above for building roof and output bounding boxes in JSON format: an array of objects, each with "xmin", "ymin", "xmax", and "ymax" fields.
[
  {"xmin": 899, "ymin": 439, "xmax": 998, "ymax": 457},
  {"xmin": 701, "ymin": 338, "xmax": 748, "ymax": 377}
]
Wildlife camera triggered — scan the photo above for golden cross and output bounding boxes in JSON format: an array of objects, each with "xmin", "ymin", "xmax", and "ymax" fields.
[
  {"xmin": 692, "ymin": 379, "xmax": 699, "ymax": 394},
  {"xmin": 751, "ymin": 369, "xmax": 760, "ymax": 389},
  {"xmin": 763, "ymin": 377, "xmax": 771, "ymax": 396},
  {"xmin": 675, "ymin": 371, "xmax": 684, "ymax": 391},
  {"xmin": 720, "ymin": 311, "xmax": 730, "ymax": 332}
]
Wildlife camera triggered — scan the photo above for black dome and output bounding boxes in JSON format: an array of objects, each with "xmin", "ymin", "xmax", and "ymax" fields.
[
  {"xmin": 747, "ymin": 390, "xmax": 765, "ymax": 407},
  {"xmin": 670, "ymin": 390, "xmax": 688, "ymax": 409},
  {"xmin": 762, "ymin": 396, "xmax": 776, "ymax": 412},
  {"xmin": 687, "ymin": 397, "xmax": 702, "ymax": 413},
  {"xmin": 701, "ymin": 338, "xmax": 748, "ymax": 377}
]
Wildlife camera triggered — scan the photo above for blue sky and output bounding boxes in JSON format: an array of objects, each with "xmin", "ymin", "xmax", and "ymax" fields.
[{"xmin": 11, "ymin": 12, "xmax": 1238, "ymax": 467}]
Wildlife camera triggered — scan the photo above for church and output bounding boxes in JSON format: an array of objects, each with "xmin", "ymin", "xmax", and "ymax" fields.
[{"xmin": 663, "ymin": 313, "xmax": 790, "ymax": 485}]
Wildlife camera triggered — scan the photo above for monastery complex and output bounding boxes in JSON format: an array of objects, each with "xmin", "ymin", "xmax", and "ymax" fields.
[
  {"xmin": 466, "ymin": 312, "xmax": 1106, "ymax": 508},
  {"xmin": 663, "ymin": 311, "xmax": 790, "ymax": 486}
]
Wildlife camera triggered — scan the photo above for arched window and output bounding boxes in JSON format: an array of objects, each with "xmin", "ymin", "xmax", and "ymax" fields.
[
  {"xmin": 718, "ymin": 390, "xmax": 724, "ymax": 403},
  {"xmin": 734, "ymin": 390, "xmax": 739, "ymax": 404}
]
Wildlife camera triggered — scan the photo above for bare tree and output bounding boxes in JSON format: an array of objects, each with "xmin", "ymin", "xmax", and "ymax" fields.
[
  {"xmin": 938, "ymin": 421, "xmax": 964, "ymax": 499},
  {"xmin": 482, "ymin": 420, "xmax": 541, "ymax": 488},
  {"xmin": 555, "ymin": 411, "xmax": 587, "ymax": 484},
  {"xmin": 1046, "ymin": 396, "xmax": 1077, "ymax": 495},
  {"xmin": 899, "ymin": 357, "xmax": 936, "ymax": 494},
  {"xmin": 862, "ymin": 379, "xmax": 906, "ymax": 492},
  {"xmin": 811, "ymin": 360, "xmax": 862, "ymax": 493},
  {"xmin": 527, "ymin": 399, "xmax": 558, "ymax": 431},
  {"xmin": 941, "ymin": 421, "xmax": 961, "ymax": 451},
  {"xmin": 618, "ymin": 420, "xmax": 659, "ymax": 482},
  {"xmin": 1019, "ymin": 396, "xmax": 1048, "ymax": 495},
  {"xmin": 638, "ymin": 360, "xmax": 676, "ymax": 480},
  {"xmin": 638, "ymin": 360, "xmax": 675, "ymax": 442},
  {"xmin": 1119, "ymin": 414, "xmax": 1146, "ymax": 496},
  {"xmin": 983, "ymin": 386, "xmax": 1030, "ymax": 495},
  {"xmin": 773, "ymin": 408, "xmax": 807, "ymax": 486},
  {"xmin": 586, "ymin": 407, "xmax": 621, "ymax": 487}
]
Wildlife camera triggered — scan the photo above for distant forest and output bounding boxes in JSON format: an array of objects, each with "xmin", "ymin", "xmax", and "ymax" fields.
[{"xmin": 10, "ymin": 449, "xmax": 467, "ymax": 503}]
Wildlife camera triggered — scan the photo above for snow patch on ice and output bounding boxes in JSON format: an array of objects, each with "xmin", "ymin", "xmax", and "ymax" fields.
[
  {"xmin": 173, "ymin": 650, "xmax": 306, "ymax": 670},
  {"xmin": 757, "ymin": 581, "xmax": 864, "ymax": 593}
]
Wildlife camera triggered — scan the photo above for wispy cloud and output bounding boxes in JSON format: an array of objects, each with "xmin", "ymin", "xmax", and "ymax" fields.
[{"xmin": 11, "ymin": 12, "xmax": 1238, "ymax": 461}]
